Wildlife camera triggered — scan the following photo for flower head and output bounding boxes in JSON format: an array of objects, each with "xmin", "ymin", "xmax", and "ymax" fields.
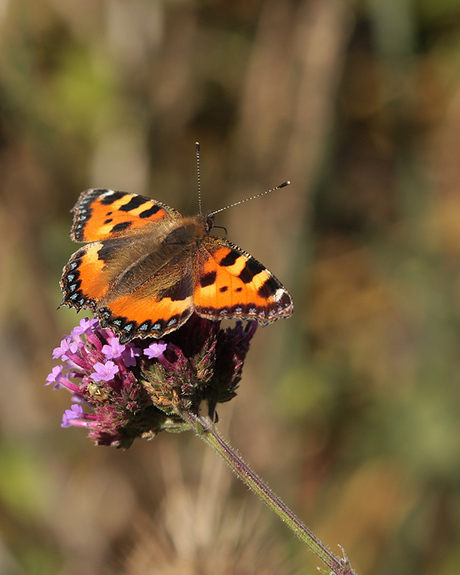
[
  {"xmin": 46, "ymin": 319, "xmax": 169, "ymax": 448},
  {"xmin": 47, "ymin": 314, "xmax": 257, "ymax": 448}
]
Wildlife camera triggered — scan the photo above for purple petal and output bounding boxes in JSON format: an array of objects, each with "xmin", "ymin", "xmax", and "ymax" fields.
[
  {"xmin": 71, "ymin": 317, "xmax": 99, "ymax": 337},
  {"xmin": 46, "ymin": 365, "xmax": 81, "ymax": 393},
  {"xmin": 144, "ymin": 342, "xmax": 167, "ymax": 359},
  {"xmin": 91, "ymin": 361, "xmax": 119, "ymax": 382},
  {"xmin": 102, "ymin": 338, "xmax": 126, "ymax": 360},
  {"xmin": 121, "ymin": 345, "xmax": 142, "ymax": 367},
  {"xmin": 46, "ymin": 365, "xmax": 63, "ymax": 386},
  {"xmin": 61, "ymin": 404, "xmax": 85, "ymax": 427},
  {"xmin": 52, "ymin": 338, "xmax": 79, "ymax": 359}
]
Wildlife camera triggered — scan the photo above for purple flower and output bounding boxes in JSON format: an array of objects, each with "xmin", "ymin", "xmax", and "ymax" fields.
[
  {"xmin": 46, "ymin": 318, "xmax": 157, "ymax": 448},
  {"xmin": 52, "ymin": 338, "xmax": 78, "ymax": 359},
  {"xmin": 102, "ymin": 338, "xmax": 126, "ymax": 360},
  {"xmin": 62, "ymin": 404, "xmax": 86, "ymax": 428},
  {"xmin": 46, "ymin": 365, "xmax": 63, "ymax": 386},
  {"xmin": 91, "ymin": 361, "xmax": 119, "ymax": 382},
  {"xmin": 71, "ymin": 317, "xmax": 99, "ymax": 337},
  {"xmin": 144, "ymin": 341, "xmax": 167, "ymax": 359},
  {"xmin": 45, "ymin": 364, "xmax": 80, "ymax": 393},
  {"xmin": 121, "ymin": 345, "xmax": 141, "ymax": 368},
  {"xmin": 47, "ymin": 314, "xmax": 257, "ymax": 448}
]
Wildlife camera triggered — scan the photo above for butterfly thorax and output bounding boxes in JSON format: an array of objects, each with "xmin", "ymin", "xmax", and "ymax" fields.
[
  {"xmin": 94, "ymin": 216, "xmax": 208, "ymax": 303},
  {"xmin": 164, "ymin": 216, "xmax": 208, "ymax": 248}
]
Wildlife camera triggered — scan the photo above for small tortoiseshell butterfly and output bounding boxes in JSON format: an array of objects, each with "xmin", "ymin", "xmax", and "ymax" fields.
[{"xmin": 60, "ymin": 185, "xmax": 293, "ymax": 344}]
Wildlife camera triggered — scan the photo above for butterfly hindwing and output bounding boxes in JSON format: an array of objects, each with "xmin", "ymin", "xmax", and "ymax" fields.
[
  {"xmin": 61, "ymin": 242, "xmax": 110, "ymax": 310},
  {"xmin": 62, "ymin": 241, "xmax": 196, "ymax": 342},
  {"xmin": 193, "ymin": 236, "xmax": 293, "ymax": 324},
  {"xmin": 96, "ymin": 259, "xmax": 195, "ymax": 342},
  {"xmin": 70, "ymin": 188, "xmax": 182, "ymax": 242}
]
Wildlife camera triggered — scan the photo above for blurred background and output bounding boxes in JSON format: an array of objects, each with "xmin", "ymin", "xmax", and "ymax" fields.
[{"xmin": 1, "ymin": 0, "xmax": 460, "ymax": 573}]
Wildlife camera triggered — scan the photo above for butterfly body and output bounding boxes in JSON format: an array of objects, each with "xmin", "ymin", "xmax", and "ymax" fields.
[{"xmin": 61, "ymin": 189, "xmax": 293, "ymax": 343}]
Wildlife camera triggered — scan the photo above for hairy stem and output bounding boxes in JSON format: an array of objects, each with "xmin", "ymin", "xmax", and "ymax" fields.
[{"xmin": 181, "ymin": 410, "xmax": 357, "ymax": 575}]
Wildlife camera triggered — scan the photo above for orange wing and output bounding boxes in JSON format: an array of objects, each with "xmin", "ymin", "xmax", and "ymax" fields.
[
  {"xmin": 96, "ymin": 259, "xmax": 195, "ymax": 342},
  {"xmin": 61, "ymin": 193, "xmax": 200, "ymax": 342},
  {"xmin": 70, "ymin": 188, "xmax": 182, "ymax": 242},
  {"xmin": 193, "ymin": 236, "xmax": 293, "ymax": 325},
  {"xmin": 61, "ymin": 240, "xmax": 197, "ymax": 342}
]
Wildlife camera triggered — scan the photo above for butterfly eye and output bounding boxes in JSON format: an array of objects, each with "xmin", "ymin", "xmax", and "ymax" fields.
[{"xmin": 205, "ymin": 215, "xmax": 214, "ymax": 233}]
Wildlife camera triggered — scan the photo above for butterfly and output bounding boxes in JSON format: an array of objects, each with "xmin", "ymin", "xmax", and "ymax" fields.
[{"xmin": 60, "ymin": 188, "xmax": 294, "ymax": 343}]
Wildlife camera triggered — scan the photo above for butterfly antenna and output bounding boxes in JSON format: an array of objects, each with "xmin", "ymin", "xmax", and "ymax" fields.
[
  {"xmin": 196, "ymin": 142, "xmax": 203, "ymax": 215},
  {"xmin": 209, "ymin": 180, "xmax": 291, "ymax": 217}
]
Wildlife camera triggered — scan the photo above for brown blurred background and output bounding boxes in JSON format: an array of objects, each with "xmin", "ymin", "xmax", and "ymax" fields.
[{"xmin": 1, "ymin": 0, "xmax": 460, "ymax": 573}]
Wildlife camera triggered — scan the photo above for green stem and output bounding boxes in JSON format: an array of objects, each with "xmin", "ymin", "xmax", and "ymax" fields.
[{"xmin": 180, "ymin": 411, "xmax": 357, "ymax": 575}]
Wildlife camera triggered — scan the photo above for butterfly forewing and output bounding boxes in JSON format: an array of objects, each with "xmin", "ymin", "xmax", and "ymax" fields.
[
  {"xmin": 70, "ymin": 189, "xmax": 182, "ymax": 242},
  {"xmin": 194, "ymin": 237, "xmax": 293, "ymax": 324}
]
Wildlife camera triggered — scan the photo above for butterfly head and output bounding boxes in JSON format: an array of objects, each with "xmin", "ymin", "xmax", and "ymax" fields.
[{"xmin": 204, "ymin": 213, "xmax": 215, "ymax": 234}]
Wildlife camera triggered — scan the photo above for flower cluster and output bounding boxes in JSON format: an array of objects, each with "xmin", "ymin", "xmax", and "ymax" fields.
[{"xmin": 47, "ymin": 315, "xmax": 257, "ymax": 448}]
